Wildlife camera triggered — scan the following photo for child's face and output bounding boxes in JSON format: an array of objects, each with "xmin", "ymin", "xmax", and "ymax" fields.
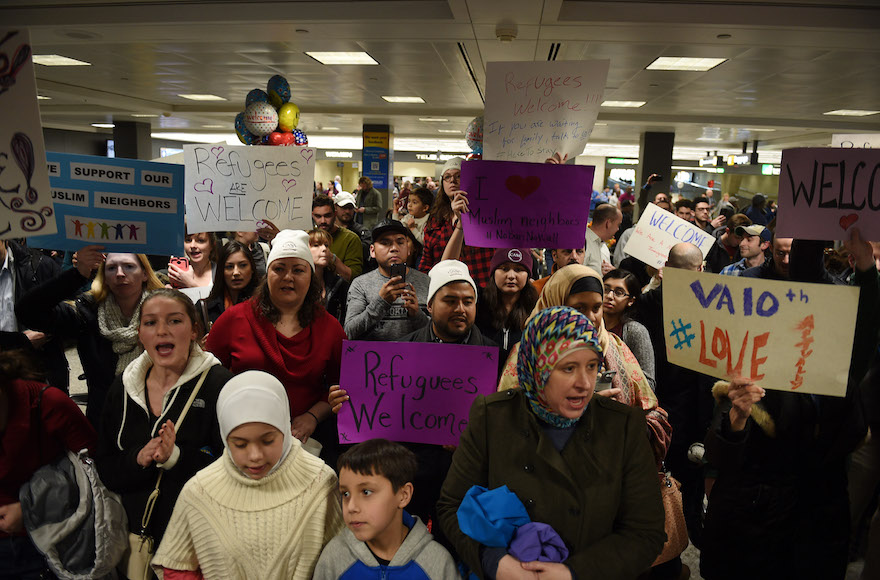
[
  {"xmin": 227, "ymin": 422, "xmax": 284, "ymax": 480},
  {"xmin": 339, "ymin": 468, "xmax": 411, "ymax": 546},
  {"xmin": 407, "ymin": 196, "xmax": 428, "ymax": 218}
]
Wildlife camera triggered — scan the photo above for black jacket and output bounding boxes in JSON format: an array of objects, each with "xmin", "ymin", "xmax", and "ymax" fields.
[
  {"xmin": 6, "ymin": 242, "xmax": 67, "ymax": 391},
  {"xmin": 16, "ymin": 268, "xmax": 116, "ymax": 427}
]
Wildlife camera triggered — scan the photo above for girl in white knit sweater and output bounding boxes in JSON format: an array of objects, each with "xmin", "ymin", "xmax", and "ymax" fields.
[{"xmin": 151, "ymin": 371, "xmax": 344, "ymax": 580}]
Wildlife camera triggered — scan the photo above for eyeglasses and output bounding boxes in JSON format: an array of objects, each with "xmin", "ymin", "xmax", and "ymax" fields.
[
  {"xmin": 442, "ymin": 173, "xmax": 461, "ymax": 183},
  {"xmin": 604, "ymin": 287, "xmax": 630, "ymax": 298}
]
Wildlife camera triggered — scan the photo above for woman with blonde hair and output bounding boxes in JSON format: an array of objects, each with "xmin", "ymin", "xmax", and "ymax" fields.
[{"xmin": 16, "ymin": 245, "xmax": 164, "ymax": 428}]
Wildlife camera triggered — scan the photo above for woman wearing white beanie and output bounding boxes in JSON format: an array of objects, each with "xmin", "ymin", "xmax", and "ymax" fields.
[
  {"xmin": 206, "ymin": 230, "xmax": 346, "ymax": 448},
  {"xmin": 152, "ymin": 370, "xmax": 343, "ymax": 579}
]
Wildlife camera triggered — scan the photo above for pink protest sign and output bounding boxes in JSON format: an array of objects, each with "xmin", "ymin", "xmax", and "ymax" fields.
[
  {"xmin": 776, "ymin": 147, "xmax": 880, "ymax": 240},
  {"xmin": 459, "ymin": 159, "xmax": 593, "ymax": 249},
  {"xmin": 337, "ymin": 340, "xmax": 500, "ymax": 446}
]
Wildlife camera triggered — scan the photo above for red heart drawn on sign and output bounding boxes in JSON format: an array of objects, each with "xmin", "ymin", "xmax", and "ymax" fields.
[
  {"xmin": 210, "ymin": 146, "xmax": 224, "ymax": 158},
  {"xmin": 839, "ymin": 213, "xmax": 859, "ymax": 231},
  {"xmin": 193, "ymin": 178, "xmax": 214, "ymax": 195},
  {"xmin": 504, "ymin": 175, "xmax": 541, "ymax": 200},
  {"xmin": 281, "ymin": 179, "xmax": 297, "ymax": 192},
  {"xmin": 300, "ymin": 148, "xmax": 314, "ymax": 164}
]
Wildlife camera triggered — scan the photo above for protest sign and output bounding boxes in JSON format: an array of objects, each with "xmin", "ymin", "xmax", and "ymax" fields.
[
  {"xmin": 482, "ymin": 60, "xmax": 609, "ymax": 163},
  {"xmin": 459, "ymin": 160, "xmax": 593, "ymax": 248},
  {"xmin": 776, "ymin": 147, "xmax": 879, "ymax": 240},
  {"xmin": 184, "ymin": 144, "xmax": 315, "ymax": 233},
  {"xmin": 27, "ymin": 153, "xmax": 184, "ymax": 255},
  {"xmin": 0, "ymin": 29, "xmax": 56, "ymax": 239},
  {"xmin": 662, "ymin": 269, "xmax": 858, "ymax": 397},
  {"xmin": 336, "ymin": 341, "xmax": 500, "ymax": 446},
  {"xmin": 623, "ymin": 203, "xmax": 715, "ymax": 268},
  {"xmin": 831, "ymin": 134, "xmax": 880, "ymax": 149}
]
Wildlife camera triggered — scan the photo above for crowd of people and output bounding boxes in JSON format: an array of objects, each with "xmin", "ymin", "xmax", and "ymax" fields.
[{"xmin": 1, "ymin": 155, "xmax": 878, "ymax": 580}]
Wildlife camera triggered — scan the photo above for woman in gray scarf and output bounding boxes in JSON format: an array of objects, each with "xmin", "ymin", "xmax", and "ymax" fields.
[{"xmin": 15, "ymin": 246, "xmax": 165, "ymax": 429}]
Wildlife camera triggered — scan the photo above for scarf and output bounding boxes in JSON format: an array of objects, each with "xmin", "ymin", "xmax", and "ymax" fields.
[
  {"xmin": 517, "ymin": 306, "xmax": 602, "ymax": 428},
  {"xmin": 97, "ymin": 292, "xmax": 145, "ymax": 375}
]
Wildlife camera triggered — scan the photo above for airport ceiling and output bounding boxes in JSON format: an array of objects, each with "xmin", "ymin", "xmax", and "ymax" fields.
[{"xmin": 3, "ymin": 0, "xmax": 880, "ymax": 157}]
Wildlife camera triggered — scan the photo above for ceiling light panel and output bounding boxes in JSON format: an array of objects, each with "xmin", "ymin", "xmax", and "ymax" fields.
[
  {"xmin": 382, "ymin": 96, "xmax": 425, "ymax": 103},
  {"xmin": 601, "ymin": 101, "xmax": 646, "ymax": 108},
  {"xmin": 32, "ymin": 54, "xmax": 91, "ymax": 66},
  {"xmin": 823, "ymin": 109, "xmax": 879, "ymax": 117},
  {"xmin": 178, "ymin": 94, "xmax": 227, "ymax": 101},
  {"xmin": 305, "ymin": 51, "xmax": 379, "ymax": 65},
  {"xmin": 647, "ymin": 57, "xmax": 727, "ymax": 71}
]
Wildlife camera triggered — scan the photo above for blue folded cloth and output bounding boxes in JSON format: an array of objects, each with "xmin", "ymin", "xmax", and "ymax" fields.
[
  {"xmin": 508, "ymin": 522, "xmax": 570, "ymax": 563},
  {"xmin": 457, "ymin": 485, "xmax": 531, "ymax": 547}
]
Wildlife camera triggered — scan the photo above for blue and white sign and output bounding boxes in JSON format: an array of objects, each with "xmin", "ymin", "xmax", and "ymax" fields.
[
  {"xmin": 28, "ymin": 152, "xmax": 185, "ymax": 255},
  {"xmin": 622, "ymin": 202, "xmax": 716, "ymax": 268}
]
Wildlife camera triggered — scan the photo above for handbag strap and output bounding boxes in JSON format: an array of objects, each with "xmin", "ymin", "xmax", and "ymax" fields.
[{"xmin": 139, "ymin": 367, "xmax": 211, "ymax": 536}]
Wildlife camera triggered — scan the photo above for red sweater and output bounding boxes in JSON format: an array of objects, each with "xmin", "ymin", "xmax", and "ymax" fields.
[
  {"xmin": 1, "ymin": 381, "xmax": 97, "ymax": 537},
  {"xmin": 206, "ymin": 300, "xmax": 345, "ymax": 419}
]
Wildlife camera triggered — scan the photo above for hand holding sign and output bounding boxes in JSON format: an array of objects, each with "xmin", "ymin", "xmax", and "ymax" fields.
[
  {"xmin": 727, "ymin": 377, "xmax": 766, "ymax": 432},
  {"xmin": 845, "ymin": 228, "xmax": 875, "ymax": 271},
  {"xmin": 74, "ymin": 244, "xmax": 106, "ymax": 278}
]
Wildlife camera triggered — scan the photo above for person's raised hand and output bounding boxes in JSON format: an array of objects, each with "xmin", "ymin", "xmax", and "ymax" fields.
[
  {"xmin": 401, "ymin": 283, "xmax": 421, "ymax": 317},
  {"xmin": 845, "ymin": 228, "xmax": 875, "ymax": 272},
  {"xmin": 256, "ymin": 219, "xmax": 280, "ymax": 243},
  {"xmin": 379, "ymin": 276, "xmax": 407, "ymax": 304},
  {"xmin": 168, "ymin": 262, "xmax": 198, "ymax": 288},
  {"xmin": 727, "ymin": 377, "xmax": 765, "ymax": 432},
  {"xmin": 710, "ymin": 215, "xmax": 727, "ymax": 229},
  {"xmin": 328, "ymin": 385, "xmax": 349, "ymax": 414},
  {"xmin": 601, "ymin": 260, "xmax": 614, "ymax": 275},
  {"xmin": 153, "ymin": 420, "xmax": 177, "ymax": 464},
  {"xmin": 545, "ymin": 152, "xmax": 569, "ymax": 165},
  {"xmin": 496, "ymin": 555, "xmax": 539, "ymax": 579},
  {"xmin": 137, "ymin": 438, "xmax": 162, "ymax": 467},
  {"xmin": 75, "ymin": 245, "xmax": 105, "ymax": 278},
  {"xmin": 648, "ymin": 173, "xmax": 662, "ymax": 184},
  {"xmin": 451, "ymin": 191, "xmax": 470, "ymax": 221},
  {"xmin": 0, "ymin": 502, "xmax": 24, "ymax": 534},
  {"xmin": 520, "ymin": 561, "xmax": 572, "ymax": 579}
]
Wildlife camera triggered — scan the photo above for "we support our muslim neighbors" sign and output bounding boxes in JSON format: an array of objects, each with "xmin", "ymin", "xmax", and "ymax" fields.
[
  {"xmin": 459, "ymin": 159, "xmax": 593, "ymax": 248},
  {"xmin": 336, "ymin": 341, "xmax": 499, "ymax": 446},
  {"xmin": 662, "ymin": 269, "xmax": 859, "ymax": 397},
  {"xmin": 776, "ymin": 147, "xmax": 879, "ymax": 241},
  {"xmin": 184, "ymin": 144, "xmax": 315, "ymax": 233}
]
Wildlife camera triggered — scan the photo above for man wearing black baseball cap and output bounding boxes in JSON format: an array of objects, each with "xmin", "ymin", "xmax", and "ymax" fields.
[{"xmin": 344, "ymin": 219, "xmax": 430, "ymax": 341}]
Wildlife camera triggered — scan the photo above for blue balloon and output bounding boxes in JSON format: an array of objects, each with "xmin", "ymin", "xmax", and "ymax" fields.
[
  {"xmin": 473, "ymin": 145, "xmax": 483, "ymax": 155},
  {"xmin": 234, "ymin": 112, "xmax": 259, "ymax": 145},
  {"xmin": 267, "ymin": 75, "xmax": 291, "ymax": 109},
  {"xmin": 246, "ymin": 89, "xmax": 270, "ymax": 108}
]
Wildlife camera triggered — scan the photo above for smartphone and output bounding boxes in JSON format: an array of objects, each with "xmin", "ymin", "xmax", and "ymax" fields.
[
  {"xmin": 390, "ymin": 263, "xmax": 407, "ymax": 283},
  {"xmin": 169, "ymin": 256, "xmax": 190, "ymax": 271},
  {"xmin": 595, "ymin": 370, "xmax": 617, "ymax": 392}
]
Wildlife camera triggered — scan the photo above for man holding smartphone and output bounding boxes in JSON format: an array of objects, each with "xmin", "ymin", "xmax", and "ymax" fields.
[{"xmin": 344, "ymin": 219, "xmax": 430, "ymax": 341}]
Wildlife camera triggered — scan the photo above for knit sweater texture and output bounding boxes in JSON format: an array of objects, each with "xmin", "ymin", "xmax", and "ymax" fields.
[
  {"xmin": 344, "ymin": 267, "xmax": 430, "ymax": 341},
  {"xmin": 313, "ymin": 512, "xmax": 457, "ymax": 580},
  {"xmin": 152, "ymin": 441, "xmax": 343, "ymax": 580}
]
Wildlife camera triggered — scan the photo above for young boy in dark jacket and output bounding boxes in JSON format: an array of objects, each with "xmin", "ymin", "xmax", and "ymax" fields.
[{"xmin": 314, "ymin": 439, "xmax": 456, "ymax": 579}]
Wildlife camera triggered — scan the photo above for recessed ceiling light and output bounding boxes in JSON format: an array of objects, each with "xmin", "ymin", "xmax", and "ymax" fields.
[
  {"xmin": 91, "ymin": 123, "xmax": 115, "ymax": 129},
  {"xmin": 419, "ymin": 117, "xmax": 449, "ymax": 122},
  {"xmin": 131, "ymin": 114, "xmax": 159, "ymax": 118},
  {"xmin": 178, "ymin": 94, "xmax": 227, "ymax": 101},
  {"xmin": 320, "ymin": 127, "xmax": 341, "ymax": 131},
  {"xmin": 594, "ymin": 123, "xmax": 607, "ymax": 126},
  {"xmin": 437, "ymin": 129, "xmax": 460, "ymax": 133},
  {"xmin": 37, "ymin": 95, "xmax": 51, "ymax": 100},
  {"xmin": 601, "ymin": 101, "xmax": 646, "ymax": 108},
  {"xmin": 696, "ymin": 136, "xmax": 723, "ymax": 142},
  {"xmin": 202, "ymin": 125, "xmax": 225, "ymax": 128},
  {"xmin": 823, "ymin": 109, "xmax": 879, "ymax": 117},
  {"xmin": 305, "ymin": 51, "xmax": 378, "ymax": 65},
  {"xmin": 716, "ymin": 34, "xmax": 732, "ymax": 40},
  {"xmin": 646, "ymin": 57, "xmax": 727, "ymax": 71},
  {"xmin": 33, "ymin": 54, "xmax": 91, "ymax": 66},
  {"xmin": 382, "ymin": 96, "xmax": 425, "ymax": 103},
  {"xmin": 742, "ymin": 127, "xmax": 776, "ymax": 132}
]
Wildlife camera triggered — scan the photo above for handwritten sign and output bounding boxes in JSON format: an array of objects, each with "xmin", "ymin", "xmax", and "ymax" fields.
[
  {"xmin": 337, "ymin": 341, "xmax": 500, "ymax": 446},
  {"xmin": 662, "ymin": 269, "xmax": 858, "ymax": 397},
  {"xmin": 184, "ymin": 144, "xmax": 315, "ymax": 232},
  {"xmin": 27, "ymin": 153, "xmax": 184, "ymax": 254},
  {"xmin": 459, "ymin": 159, "xmax": 593, "ymax": 248},
  {"xmin": 831, "ymin": 134, "xmax": 880, "ymax": 149},
  {"xmin": 482, "ymin": 60, "xmax": 609, "ymax": 163},
  {"xmin": 0, "ymin": 29, "xmax": 56, "ymax": 239},
  {"xmin": 623, "ymin": 203, "xmax": 715, "ymax": 268},
  {"xmin": 776, "ymin": 147, "xmax": 880, "ymax": 240}
]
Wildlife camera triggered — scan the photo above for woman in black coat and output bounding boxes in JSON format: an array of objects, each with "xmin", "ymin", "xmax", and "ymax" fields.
[{"xmin": 196, "ymin": 240, "xmax": 259, "ymax": 332}]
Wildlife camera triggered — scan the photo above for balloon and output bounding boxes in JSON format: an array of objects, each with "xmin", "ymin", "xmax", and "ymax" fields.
[
  {"xmin": 293, "ymin": 129, "xmax": 308, "ymax": 146},
  {"xmin": 245, "ymin": 88, "xmax": 270, "ymax": 108},
  {"xmin": 267, "ymin": 75, "xmax": 291, "ymax": 109},
  {"xmin": 234, "ymin": 112, "xmax": 259, "ymax": 145},
  {"xmin": 268, "ymin": 132, "xmax": 297, "ymax": 146},
  {"xmin": 244, "ymin": 101, "xmax": 279, "ymax": 136},
  {"xmin": 261, "ymin": 135, "xmax": 270, "ymax": 145},
  {"xmin": 472, "ymin": 145, "xmax": 483, "ymax": 155},
  {"xmin": 466, "ymin": 151, "xmax": 482, "ymax": 161},
  {"xmin": 277, "ymin": 102, "xmax": 300, "ymax": 132},
  {"xmin": 466, "ymin": 115, "xmax": 483, "ymax": 151}
]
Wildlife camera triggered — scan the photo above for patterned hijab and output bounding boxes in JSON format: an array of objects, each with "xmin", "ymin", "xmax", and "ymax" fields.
[{"xmin": 517, "ymin": 305, "xmax": 602, "ymax": 428}]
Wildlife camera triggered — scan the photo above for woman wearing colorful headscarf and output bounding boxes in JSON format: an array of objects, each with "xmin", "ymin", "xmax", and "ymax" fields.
[
  {"xmin": 498, "ymin": 265, "xmax": 672, "ymax": 464},
  {"xmin": 438, "ymin": 306, "xmax": 665, "ymax": 579}
]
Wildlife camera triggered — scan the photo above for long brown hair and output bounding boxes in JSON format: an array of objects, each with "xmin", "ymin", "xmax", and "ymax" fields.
[
  {"xmin": 427, "ymin": 183, "xmax": 455, "ymax": 226},
  {"xmin": 251, "ymin": 267, "xmax": 323, "ymax": 327},
  {"xmin": 481, "ymin": 270, "xmax": 538, "ymax": 332}
]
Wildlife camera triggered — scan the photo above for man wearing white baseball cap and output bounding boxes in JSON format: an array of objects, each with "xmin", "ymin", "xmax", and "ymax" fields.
[{"xmin": 334, "ymin": 191, "xmax": 371, "ymax": 243}]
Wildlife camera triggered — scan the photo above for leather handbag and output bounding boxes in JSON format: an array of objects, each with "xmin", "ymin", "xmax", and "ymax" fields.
[
  {"xmin": 124, "ymin": 368, "xmax": 209, "ymax": 580},
  {"xmin": 652, "ymin": 470, "xmax": 689, "ymax": 566}
]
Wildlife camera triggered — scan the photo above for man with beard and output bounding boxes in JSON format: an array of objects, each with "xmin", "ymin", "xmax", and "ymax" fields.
[
  {"xmin": 532, "ymin": 247, "xmax": 586, "ymax": 293},
  {"xmin": 312, "ymin": 194, "xmax": 362, "ymax": 281},
  {"xmin": 333, "ymin": 191, "xmax": 371, "ymax": 243}
]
